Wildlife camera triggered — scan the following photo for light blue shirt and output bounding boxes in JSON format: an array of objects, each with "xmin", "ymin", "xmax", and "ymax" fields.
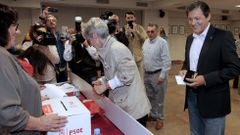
[{"xmin": 143, "ymin": 36, "xmax": 171, "ymax": 79}]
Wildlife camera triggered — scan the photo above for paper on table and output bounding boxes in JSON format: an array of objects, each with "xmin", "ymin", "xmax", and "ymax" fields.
[
  {"xmin": 59, "ymin": 83, "xmax": 78, "ymax": 93},
  {"xmin": 41, "ymin": 84, "xmax": 67, "ymax": 99},
  {"xmin": 175, "ymin": 75, "xmax": 186, "ymax": 85}
]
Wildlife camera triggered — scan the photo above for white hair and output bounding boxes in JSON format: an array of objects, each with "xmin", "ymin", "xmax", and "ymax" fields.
[{"xmin": 83, "ymin": 17, "xmax": 109, "ymax": 40}]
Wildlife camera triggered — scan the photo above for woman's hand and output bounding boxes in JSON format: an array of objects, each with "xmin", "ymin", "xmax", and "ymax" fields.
[
  {"xmin": 39, "ymin": 114, "xmax": 68, "ymax": 132},
  {"xmin": 25, "ymin": 114, "xmax": 68, "ymax": 132}
]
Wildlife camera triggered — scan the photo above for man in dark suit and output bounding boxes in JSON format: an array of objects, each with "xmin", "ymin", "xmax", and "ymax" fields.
[{"xmin": 179, "ymin": 1, "xmax": 240, "ymax": 135}]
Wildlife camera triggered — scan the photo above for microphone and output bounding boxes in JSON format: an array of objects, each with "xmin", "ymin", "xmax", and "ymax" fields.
[{"xmin": 75, "ymin": 16, "xmax": 82, "ymax": 33}]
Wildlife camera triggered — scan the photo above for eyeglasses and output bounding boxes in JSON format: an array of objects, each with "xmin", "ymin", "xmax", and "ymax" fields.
[
  {"xmin": 13, "ymin": 23, "xmax": 19, "ymax": 31},
  {"xmin": 147, "ymin": 30, "xmax": 155, "ymax": 34}
]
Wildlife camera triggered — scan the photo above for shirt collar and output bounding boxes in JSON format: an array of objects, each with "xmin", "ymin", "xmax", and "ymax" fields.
[
  {"xmin": 149, "ymin": 36, "xmax": 158, "ymax": 43},
  {"xmin": 193, "ymin": 23, "xmax": 210, "ymax": 38}
]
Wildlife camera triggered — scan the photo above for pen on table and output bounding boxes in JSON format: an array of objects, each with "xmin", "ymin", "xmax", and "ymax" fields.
[{"xmin": 60, "ymin": 100, "xmax": 68, "ymax": 111}]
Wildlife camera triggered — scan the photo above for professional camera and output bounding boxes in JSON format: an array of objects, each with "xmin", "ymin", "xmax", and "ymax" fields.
[
  {"xmin": 100, "ymin": 11, "xmax": 113, "ymax": 20},
  {"xmin": 74, "ymin": 16, "xmax": 85, "ymax": 43},
  {"xmin": 107, "ymin": 19, "xmax": 118, "ymax": 35},
  {"xmin": 99, "ymin": 11, "xmax": 117, "ymax": 34},
  {"xmin": 30, "ymin": 24, "xmax": 56, "ymax": 46}
]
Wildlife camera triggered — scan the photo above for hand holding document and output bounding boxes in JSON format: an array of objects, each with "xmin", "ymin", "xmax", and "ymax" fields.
[{"xmin": 175, "ymin": 75, "xmax": 186, "ymax": 85}]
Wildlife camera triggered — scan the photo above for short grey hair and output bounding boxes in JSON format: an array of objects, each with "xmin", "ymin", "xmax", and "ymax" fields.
[
  {"xmin": 147, "ymin": 23, "xmax": 159, "ymax": 31},
  {"xmin": 83, "ymin": 17, "xmax": 109, "ymax": 40}
]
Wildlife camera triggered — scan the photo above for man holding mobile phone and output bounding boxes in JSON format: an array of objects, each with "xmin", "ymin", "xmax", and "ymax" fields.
[
  {"xmin": 124, "ymin": 11, "xmax": 148, "ymax": 80},
  {"xmin": 179, "ymin": 1, "xmax": 240, "ymax": 135}
]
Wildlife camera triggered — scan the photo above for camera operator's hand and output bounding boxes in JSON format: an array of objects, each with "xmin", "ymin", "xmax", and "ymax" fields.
[
  {"xmin": 82, "ymin": 40, "xmax": 90, "ymax": 48},
  {"xmin": 39, "ymin": 7, "xmax": 49, "ymax": 21}
]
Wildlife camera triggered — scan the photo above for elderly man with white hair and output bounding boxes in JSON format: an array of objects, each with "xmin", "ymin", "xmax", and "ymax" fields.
[{"xmin": 83, "ymin": 17, "xmax": 151, "ymax": 127}]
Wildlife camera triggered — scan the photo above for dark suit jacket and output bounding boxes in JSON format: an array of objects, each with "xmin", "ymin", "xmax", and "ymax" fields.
[{"xmin": 182, "ymin": 25, "xmax": 240, "ymax": 118}]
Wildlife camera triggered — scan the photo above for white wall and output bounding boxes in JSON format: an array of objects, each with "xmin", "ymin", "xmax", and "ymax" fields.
[{"xmin": 143, "ymin": 10, "xmax": 187, "ymax": 61}]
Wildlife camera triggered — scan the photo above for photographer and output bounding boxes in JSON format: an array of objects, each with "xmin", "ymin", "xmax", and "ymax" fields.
[
  {"xmin": 64, "ymin": 18, "xmax": 99, "ymax": 84},
  {"xmin": 45, "ymin": 14, "xmax": 68, "ymax": 82},
  {"xmin": 38, "ymin": 5, "xmax": 58, "ymax": 25},
  {"xmin": 28, "ymin": 23, "xmax": 59, "ymax": 84},
  {"xmin": 124, "ymin": 11, "xmax": 148, "ymax": 80},
  {"xmin": 108, "ymin": 14, "xmax": 129, "ymax": 47}
]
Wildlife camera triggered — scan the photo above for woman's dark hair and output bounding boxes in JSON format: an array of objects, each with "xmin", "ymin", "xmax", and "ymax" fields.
[
  {"xmin": 18, "ymin": 46, "xmax": 51, "ymax": 75},
  {"xmin": 0, "ymin": 3, "xmax": 18, "ymax": 47},
  {"xmin": 186, "ymin": 1, "xmax": 210, "ymax": 18}
]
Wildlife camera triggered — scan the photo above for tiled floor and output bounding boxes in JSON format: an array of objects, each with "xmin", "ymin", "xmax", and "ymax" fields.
[{"xmin": 147, "ymin": 63, "xmax": 240, "ymax": 135}]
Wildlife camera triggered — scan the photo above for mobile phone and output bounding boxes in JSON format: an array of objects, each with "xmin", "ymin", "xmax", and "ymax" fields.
[
  {"xmin": 128, "ymin": 21, "xmax": 133, "ymax": 29},
  {"xmin": 183, "ymin": 70, "xmax": 198, "ymax": 83}
]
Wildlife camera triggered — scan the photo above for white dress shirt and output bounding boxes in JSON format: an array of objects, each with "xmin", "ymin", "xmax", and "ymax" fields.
[{"xmin": 189, "ymin": 23, "xmax": 210, "ymax": 72}]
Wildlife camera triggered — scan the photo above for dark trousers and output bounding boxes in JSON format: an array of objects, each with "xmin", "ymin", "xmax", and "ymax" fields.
[{"xmin": 137, "ymin": 114, "xmax": 148, "ymax": 127}]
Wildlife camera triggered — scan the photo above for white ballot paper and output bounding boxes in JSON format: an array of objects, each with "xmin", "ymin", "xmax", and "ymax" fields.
[
  {"xmin": 175, "ymin": 75, "xmax": 186, "ymax": 85},
  {"xmin": 41, "ymin": 84, "xmax": 67, "ymax": 99}
]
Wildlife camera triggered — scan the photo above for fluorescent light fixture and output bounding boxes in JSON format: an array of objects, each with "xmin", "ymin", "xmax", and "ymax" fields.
[{"xmin": 235, "ymin": 5, "xmax": 240, "ymax": 8}]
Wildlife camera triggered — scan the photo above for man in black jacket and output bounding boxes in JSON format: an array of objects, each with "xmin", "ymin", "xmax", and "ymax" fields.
[{"xmin": 179, "ymin": 1, "xmax": 240, "ymax": 135}]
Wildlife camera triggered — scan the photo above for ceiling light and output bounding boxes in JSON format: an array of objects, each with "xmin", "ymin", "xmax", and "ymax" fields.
[{"xmin": 235, "ymin": 5, "xmax": 240, "ymax": 8}]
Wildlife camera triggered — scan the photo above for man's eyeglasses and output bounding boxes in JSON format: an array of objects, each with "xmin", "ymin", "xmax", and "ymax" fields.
[{"xmin": 147, "ymin": 30, "xmax": 155, "ymax": 34}]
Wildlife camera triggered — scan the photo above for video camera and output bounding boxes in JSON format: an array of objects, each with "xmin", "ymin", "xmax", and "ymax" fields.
[{"xmin": 30, "ymin": 24, "xmax": 56, "ymax": 46}]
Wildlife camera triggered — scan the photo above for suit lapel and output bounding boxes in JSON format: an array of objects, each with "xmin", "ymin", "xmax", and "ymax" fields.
[{"xmin": 197, "ymin": 25, "xmax": 215, "ymax": 71}]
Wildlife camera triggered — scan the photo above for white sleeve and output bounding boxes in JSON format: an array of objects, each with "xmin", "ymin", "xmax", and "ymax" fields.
[
  {"xmin": 85, "ymin": 46, "xmax": 99, "ymax": 60},
  {"xmin": 108, "ymin": 75, "xmax": 124, "ymax": 90},
  {"xmin": 63, "ymin": 41, "xmax": 73, "ymax": 61}
]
